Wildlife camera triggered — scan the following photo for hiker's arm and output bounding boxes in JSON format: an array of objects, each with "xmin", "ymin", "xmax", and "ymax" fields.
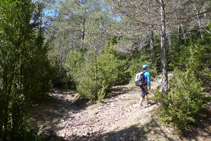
[{"xmin": 147, "ymin": 73, "xmax": 151, "ymax": 89}]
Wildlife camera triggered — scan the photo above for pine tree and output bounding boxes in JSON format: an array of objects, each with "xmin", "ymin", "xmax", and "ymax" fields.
[{"xmin": 0, "ymin": 0, "xmax": 52, "ymax": 139}]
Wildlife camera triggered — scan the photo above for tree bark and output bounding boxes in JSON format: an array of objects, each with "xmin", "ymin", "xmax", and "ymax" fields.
[
  {"xmin": 167, "ymin": 32, "xmax": 174, "ymax": 62},
  {"xmin": 196, "ymin": 10, "xmax": 203, "ymax": 39},
  {"xmin": 81, "ymin": 24, "xmax": 85, "ymax": 48},
  {"xmin": 159, "ymin": 0, "xmax": 168, "ymax": 95},
  {"xmin": 94, "ymin": 46, "xmax": 97, "ymax": 100},
  {"xmin": 80, "ymin": 16, "xmax": 86, "ymax": 48},
  {"xmin": 193, "ymin": 3, "xmax": 203, "ymax": 39},
  {"xmin": 181, "ymin": 24, "xmax": 187, "ymax": 43},
  {"xmin": 167, "ymin": 32, "xmax": 172, "ymax": 53},
  {"xmin": 148, "ymin": 0, "xmax": 155, "ymax": 63},
  {"xmin": 177, "ymin": 23, "xmax": 181, "ymax": 45},
  {"xmin": 204, "ymin": 7, "xmax": 208, "ymax": 25},
  {"xmin": 149, "ymin": 30, "xmax": 155, "ymax": 63}
]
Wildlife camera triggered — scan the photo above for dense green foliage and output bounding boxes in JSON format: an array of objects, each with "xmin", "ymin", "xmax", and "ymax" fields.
[
  {"xmin": 66, "ymin": 41, "xmax": 129, "ymax": 100},
  {"xmin": 152, "ymin": 27, "xmax": 211, "ymax": 134},
  {"xmin": 158, "ymin": 69, "xmax": 208, "ymax": 134},
  {"xmin": 0, "ymin": 0, "xmax": 52, "ymax": 140}
]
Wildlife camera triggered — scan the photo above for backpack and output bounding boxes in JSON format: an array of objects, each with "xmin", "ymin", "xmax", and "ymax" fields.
[{"xmin": 135, "ymin": 71, "xmax": 147, "ymax": 87}]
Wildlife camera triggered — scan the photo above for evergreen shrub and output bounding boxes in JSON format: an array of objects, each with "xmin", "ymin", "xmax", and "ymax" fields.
[
  {"xmin": 154, "ymin": 69, "xmax": 209, "ymax": 134},
  {"xmin": 156, "ymin": 28, "xmax": 211, "ymax": 134},
  {"xmin": 66, "ymin": 44, "xmax": 128, "ymax": 100},
  {"xmin": 0, "ymin": 0, "xmax": 52, "ymax": 139},
  {"xmin": 97, "ymin": 47, "xmax": 128, "ymax": 99}
]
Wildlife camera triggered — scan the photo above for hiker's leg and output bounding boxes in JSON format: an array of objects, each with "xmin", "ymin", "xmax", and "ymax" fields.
[
  {"xmin": 144, "ymin": 85, "xmax": 149, "ymax": 105},
  {"xmin": 145, "ymin": 95, "xmax": 148, "ymax": 105},
  {"xmin": 139, "ymin": 95, "xmax": 142, "ymax": 104},
  {"xmin": 139, "ymin": 87, "xmax": 143, "ymax": 104},
  {"xmin": 140, "ymin": 89, "xmax": 145, "ymax": 105},
  {"xmin": 140, "ymin": 97, "xmax": 145, "ymax": 105}
]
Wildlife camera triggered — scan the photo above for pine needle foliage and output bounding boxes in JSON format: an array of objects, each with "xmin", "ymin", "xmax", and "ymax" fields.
[
  {"xmin": 157, "ymin": 68, "xmax": 208, "ymax": 135},
  {"xmin": 0, "ymin": 0, "xmax": 52, "ymax": 140},
  {"xmin": 66, "ymin": 40, "xmax": 128, "ymax": 100},
  {"xmin": 154, "ymin": 28, "xmax": 211, "ymax": 134}
]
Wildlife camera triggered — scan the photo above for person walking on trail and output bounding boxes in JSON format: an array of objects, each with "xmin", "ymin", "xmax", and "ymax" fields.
[{"xmin": 139, "ymin": 65, "xmax": 151, "ymax": 108}]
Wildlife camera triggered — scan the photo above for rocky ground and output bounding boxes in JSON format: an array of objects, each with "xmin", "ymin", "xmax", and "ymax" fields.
[{"xmin": 31, "ymin": 75, "xmax": 211, "ymax": 141}]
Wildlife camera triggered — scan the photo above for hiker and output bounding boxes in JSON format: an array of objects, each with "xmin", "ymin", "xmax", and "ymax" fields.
[{"xmin": 139, "ymin": 65, "xmax": 151, "ymax": 107}]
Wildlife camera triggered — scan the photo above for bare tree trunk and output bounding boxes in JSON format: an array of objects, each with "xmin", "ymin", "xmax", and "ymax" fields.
[
  {"xmin": 159, "ymin": 0, "xmax": 168, "ymax": 95},
  {"xmin": 81, "ymin": 25, "xmax": 85, "ymax": 48},
  {"xmin": 148, "ymin": 0, "xmax": 155, "ymax": 63},
  {"xmin": 94, "ymin": 46, "xmax": 97, "ymax": 100},
  {"xmin": 177, "ymin": 24, "xmax": 181, "ymax": 45},
  {"xmin": 204, "ymin": 7, "xmax": 208, "ymax": 25},
  {"xmin": 167, "ymin": 32, "xmax": 172, "ymax": 53},
  {"xmin": 167, "ymin": 32, "xmax": 174, "ymax": 62},
  {"xmin": 206, "ymin": 8, "xmax": 210, "ymax": 25},
  {"xmin": 80, "ymin": 16, "xmax": 86, "ymax": 48},
  {"xmin": 82, "ymin": 24, "xmax": 85, "ymax": 40},
  {"xmin": 149, "ymin": 30, "xmax": 155, "ymax": 63},
  {"xmin": 193, "ymin": 4, "xmax": 203, "ymax": 39},
  {"xmin": 196, "ymin": 10, "xmax": 203, "ymax": 39},
  {"xmin": 181, "ymin": 24, "xmax": 187, "ymax": 43}
]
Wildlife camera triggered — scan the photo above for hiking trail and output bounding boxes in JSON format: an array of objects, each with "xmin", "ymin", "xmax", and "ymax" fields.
[{"xmin": 32, "ymin": 74, "xmax": 211, "ymax": 141}]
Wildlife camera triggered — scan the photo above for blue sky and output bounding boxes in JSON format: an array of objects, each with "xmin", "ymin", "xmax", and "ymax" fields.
[{"xmin": 34, "ymin": 0, "xmax": 121, "ymax": 23}]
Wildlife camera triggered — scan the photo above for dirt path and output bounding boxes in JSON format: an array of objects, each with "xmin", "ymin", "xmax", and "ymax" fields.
[{"xmin": 32, "ymin": 75, "xmax": 211, "ymax": 141}]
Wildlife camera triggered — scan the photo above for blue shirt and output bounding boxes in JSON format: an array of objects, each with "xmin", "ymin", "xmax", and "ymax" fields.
[{"xmin": 143, "ymin": 71, "xmax": 151, "ymax": 87}]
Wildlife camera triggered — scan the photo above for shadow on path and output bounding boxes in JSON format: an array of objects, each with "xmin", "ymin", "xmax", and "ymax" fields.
[
  {"xmin": 61, "ymin": 117, "xmax": 175, "ymax": 141},
  {"xmin": 31, "ymin": 90, "xmax": 88, "ymax": 137},
  {"xmin": 107, "ymin": 85, "xmax": 133, "ymax": 98}
]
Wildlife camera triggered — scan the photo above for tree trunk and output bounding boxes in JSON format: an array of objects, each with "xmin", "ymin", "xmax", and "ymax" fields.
[
  {"xmin": 196, "ymin": 10, "xmax": 203, "ymax": 39},
  {"xmin": 80, "ymin": 18, "xmax": 86, "ymax": 48},
  {"xmin": 193, "ymin": 4, "xmax": 203, "ymax": 39},
  {"xmin": 159, "ymin": 0, "xmax": 168, "ymax": 95},
  {"xmin": 167, "ymin": 32, "xmax": 174, "ymax": 62},
  {"xmin": 148, "ymin": 0, "xmax": 155, "ymax": 63},
  {"xmin": 94, "ymin": 46, "xmax": 97, "ymax": 100},
  {"xmin": 204, "ymin": 7, "xmax": 208, "ymax": 25},
  {"xmin": 81, "ymin": 26, "xmax": 85, "ymax": 48},
  {"xmin": 149, "ymin": 30, "xmax": 155, "ymax": 63},
  {"xmin": 181, "ymin": 24, "xmax": 187, "ymax": 43},
  {"xmin": 167, "ymin": 32, "xmax": 172, "ymax": 53},
  {"xmin": 177, "ymin": 24, "xmax": 181, "ymax": 45}
]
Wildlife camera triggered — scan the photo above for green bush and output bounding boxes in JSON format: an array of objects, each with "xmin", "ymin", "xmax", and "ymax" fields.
[
  {"xmin": 66, "ymin": 44, "xmax": 129, "ymax": 100},
  {"xmin": 156, "ymin": 29, "xmax": 211, "ymax": 134},
  {"xmin": 156, "ymin": 69, "xmax": 208, "ymax": 134},
  {"xmin": 9, "ymin": 119, "xmax": 45, "ymax": 141},
  {"xmin": 97, "ymin": 47, "xmax": 128, "ymax": 98},
  {"xmin": 65, "ymin": 50, "xmax": 85, "ymax": 88},
  {"xmin": 68, "ymin": 49, "xmax": 96, "ymax": 100},
  {"xmin": 0, "ymin": 0, "xmax": 52, "ymax": 139}
]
